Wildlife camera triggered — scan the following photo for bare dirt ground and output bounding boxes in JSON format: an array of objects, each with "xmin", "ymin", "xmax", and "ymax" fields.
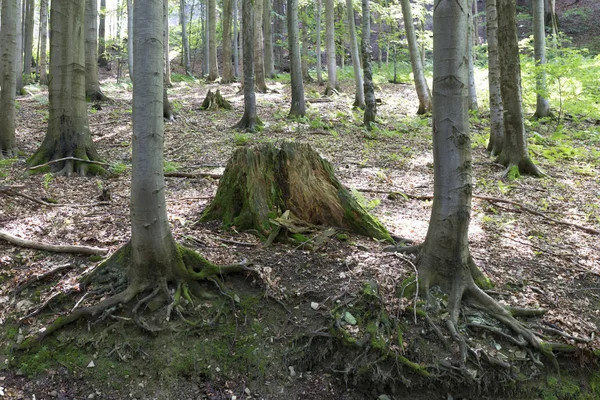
[{"xmin": 1, "ymin": 67, "xmax": 599, "ymax": 399}]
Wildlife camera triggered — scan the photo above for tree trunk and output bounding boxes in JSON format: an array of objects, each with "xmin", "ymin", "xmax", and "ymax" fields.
[
  {"xmin": 201, "ymin": 142, "xmax": 392, "ymax": 243},
  {"xmin": 264, "ymin": 0, "xmax": 276, "ymax": 78},
  {"xmin": 127, "ymin": 0, "xmax": 133, "ymax": 79},
  {"xmin": 486, "ymin": 0, "xmax": 504, "ymax": 155},
  {"xmin": 98, "ymin": 0, "xmax": 108, "ymax": 67},
  {"xmin": 0, "ymin": 0, "xmax": 19, "ymax": 157},
  {"xmin": 39, "ymin": 0, "xmax": 49, "ymax": 85},
  {"xmin": 164, "ymin": 0, "xmax": 172, "ymax": 86},
  {"xmin": 15, "ymin": 0, "xmax": 23, "ymax": 94},
  {"xmin": 207, "ymin": 0, "xmax": 219, "ymax": 80},
  {"xmin": 324, "ymin": 0, "xmax": 338, "ymax": 95},
  {"xmin": 400, "ymin": 0, "xmax": 432, "ymax": 114},
  {"xmin": 496, "ymin": 0, "xmax": 542, "ymax": 177},
  {"xmin": 468, "ymin": 0, "xmax": 478, "ymax": 111},
  {"xmin": 23, "ymin": 0, "xmax": 34, "ymax": 78},
  {"xmin": 28, "ymin": 0, "xmax": 105, "ymax": 176},
  {"xmin": 273, "ymin": 0, "xmax": 283, "ymax": 72},
  {"xmin": 287, "ymin": 0, "xmax": 305, "ymax": 117},
  {"xmin": 346, "ymin": 0, "xmax": 364, "ymax": 109},
  {"xmin": 234, "ymin": 0, "xmax": 261, "ymax": 132},
  {"xmin": 253, "ymin": 0, "xmax": 268, "ymax": 92},
  {"xmin": 361, "ymin": 0, "xmax": 376, "ymax": 129},
  {"xmin": 233, "ymin": 0, "xmax": 240, "ymax": 77},
  {"xmin": 85, "ymin": 0, "xmax": 107, "ymax": 101},
  {"xmin": 533, "ymin": 0, "xmax": 550, "ymax": 118},
  {"xmin": 180, "ymin": 0, "xmax": 192, "ymax": 75},
  {"xmin": 315, "ymin": 0, "xmax": 323, "ymax": 85},
  {"xmin": 300, "ymin": 8, "xmax": 313, "ymax": 83},
  {"xmin": 222, "ymin": 0, "xmax": 235, "ymax": 83}
]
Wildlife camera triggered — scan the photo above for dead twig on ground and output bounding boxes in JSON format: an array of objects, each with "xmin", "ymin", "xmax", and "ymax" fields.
[
  {"xmin": 0, "ymin": 230, "xmax": 108, "ymax": 256},
  {"xmin": 13, "ymin": 263, "xmax": 74, "ymax": 296},
  {"xmin": 28, "ymin": 157, "xmax": 110, "ymax": 170},
  {"xmin": 1, "ymin": 186, "xmax": 110, "ymax": 208},
  {"xmin": 164, "ymin": 171, "xmax": 223, "ymax": 179}
]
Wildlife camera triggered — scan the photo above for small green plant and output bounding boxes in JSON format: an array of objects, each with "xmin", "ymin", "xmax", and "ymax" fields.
[
  {"xmin": 109, "ymin": 162, "xmax": 128, "ymax": 175},
  {"xmin": 233, "ymin": 133, "xmax": 252, "ymax": 146},
  {"xmin": 42, "ymin": 173, "xmax": 53, "ymax": 190},
  {"xmin": 351, "ymin": 188, "xmax": 381, "ymax": 211},
  {"xmin": 163, "ymin": 161, "xmax": 179, "ymax": 173}
]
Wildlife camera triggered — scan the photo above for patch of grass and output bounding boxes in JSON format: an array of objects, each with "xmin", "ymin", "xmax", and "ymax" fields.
[
  {"xmin": 109, "ymin": 162, "xmax": 128, "ymax": 175},
  {"xmin": 163, "ymin": 161, "xmax": 179, "ymax": 173},
  {"xmin": 233, "ymin": 133, "xmax": 253, "ymax": 146}
]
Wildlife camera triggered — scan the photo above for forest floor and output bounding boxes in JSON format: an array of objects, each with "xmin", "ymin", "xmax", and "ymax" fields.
[{"xmin": 1, "ymin": 68, "xmax": 599, "ymax": 399}]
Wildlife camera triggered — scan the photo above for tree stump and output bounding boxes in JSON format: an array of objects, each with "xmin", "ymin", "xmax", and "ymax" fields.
[
  {"xmin": 201, "ymin": 142, "xmax": 392, "ymax": 243},
  {"xmin": 200, "ymin": 89, "xmax": 232, "ymax": 111}
]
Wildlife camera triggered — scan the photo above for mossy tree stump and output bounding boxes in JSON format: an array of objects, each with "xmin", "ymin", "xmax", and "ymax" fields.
[
  {"xmin": 201, "ymin": 142, "xmax": 392, "ymax": 242},
  {"xmin": 200, "ymin": 89, "xmax": 232, "ymax": 111}
]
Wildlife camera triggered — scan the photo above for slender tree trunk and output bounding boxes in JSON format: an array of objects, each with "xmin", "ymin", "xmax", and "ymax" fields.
[
  {"xmin": 253, "ymin": 0, "xmax": 268, "ymax": 92},
  {"xmin": 264, "ymin": 0, "xmax": 275, "ymax": 78},
  {"xmin": 473, "ymin": 0, "xmax": 479, "ymax": 44},
  {"xmin": 233, "ymin": 0, "xmax": 239, "ymax": 77},
  {"xmin": 346, "ymin": 0, "xmax": 364, "ymax": 109},
  {"xmin": 496, "ymin": 0, "xmax": 542, "ymax": 177},
  {"xmin": 324, "ymin": 0, "xmax": 338, "ymax": 94},
  {"xmin": 300, "ymin": 8, "xmax": 313, "ymax": 83},
  {"xmin": 99, "ymin": 0, "xmax": 108, "ymax": 67},
  {"xmin": 85, "ymin": 0, "xmax": 107, "ymax": 101},
  {"xmin": 234, "ymin": 0, "xmax": 261, "ymax": 131},
  {"xmin": 127, "ymin": 0, "xmax": 133, "ymax": 79},
  {"xmin": 1, "ymin": 0, "xmax": 19, "ymax": 157},
  {"xmin": 180, "ymin": 0, "xmax": 192, "ymax": 75},
  {"xmin": 39, "ymin": 0, "xmax": 49, "ymax": 85},
  {"xmin": 400, "ymin": 0, "xmax": 432, "ymax": 114},
  {"xmin": 468, "ymin": 0, "xmax": 478, "ymax": 111},
  {"xmin": 222, "ymin": 0, "xmax": 235, "ymax": 82},
  {"xmin": 287, "ymin": 0, "xmax": 305, "ymax": 117},
  {"xmin": 23, "ymin": 0, "xmax": 34, "ymax": 78},
  {"xmin": 533, "ymin": 0, "xmax": 550, "ymax": 118},
  {"xmin": 208, "ymin": 0, "xmax": 219, "ymax": 80},
  {"xmin": 15, "ymin": 0, "xmax": 23, "ymax": 94},
  {"xmin": 202, "ymin": 1, "xmax": 209, "ymax": 76},
  {"xmin": 164, "ymin": 0, "xmax": 172, "ymax": 86},
  {"xmin": 485, "ymin": 0, "xmax": 504, "ymax": 155},
  {"xmin": 315, "ymin": 0, "xmax": 323, "ymax": 85},
  {"xmin": 273, "ymin": 0, "xmax": 283, "ymax": 72},
  {"xmin": 361, "ymin": 0, "xmax": 376, "ymax": 129},
  {"xmin": 28, "ymin": 0, "xmax": 104, "ymax": 176}
]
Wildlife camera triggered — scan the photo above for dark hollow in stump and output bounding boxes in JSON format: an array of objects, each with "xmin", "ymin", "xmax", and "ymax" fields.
[
  {"xmin": 201, "ymin": 142, "xmax": 393, "ymax": 242},
  {"xmin": 200, "ymin": 89, "xmax": 233, "ymax": 111}
]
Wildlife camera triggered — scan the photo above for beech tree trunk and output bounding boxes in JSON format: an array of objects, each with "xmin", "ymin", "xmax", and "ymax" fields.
[
  {"xmin": 400, "ymin": 0, "xmax": 432, "ymax": 114},
  {"xmin": 222, "ymin": 0, "xmax": 235, "ymax": 83},
  {"xmin": 346, "ymin": 0, "xmax": 364, "ymax": 109},
  {"xmin": 486, "ymin": 0, "xmax": 504, "ymax": 155},
  {"xmin": 253, "ymin": 0, "xmax": 268, "ymax": 92},
  {"xmin": 39, "ymin": 0, "xmax": 49, "ymax": 85},
  {"xmin": 85, "ymin": 0, "xmax": 107, "ymax": 101},
  {"xmin": 300, "ymin": 8, "xmax": 313, "ymax": 83},
  {"xmin": 23, "ymin": 0, "xmax": 34, "ymax": 78},
  {"xmin": 127, "ymin": 0, "xmax": 133, "ymax": 79},
  {"xmin": 263, "ymin": 0, "xmax": 276, "ymax": 78},
  {"xmin": 201, "ymin": 142, "xmax": 392, "ymax": 243},
  {"xmin": 208, "ymin": 0, "xmax": 219, "ymax": 80},
  {"xmin": 233, "ymin": 0, "xmax": 240, "ymax": 77},
  {"xmin": 28, "ymin": 0, "xmax": 104, "ymax": 176},
  {"xmin": 0, "ymin": 0, "xmax": 19, "ymax": 157},
  {"xmin": 361, "ymin": 0, "xmax": 376, "ymax": 129},
  {"xmin": 164, "ymin": 0, "xmax": 172, "ymax": 86},
  {"xmin": 533, "ymin": 0, "xmax": 550, "ymax": 118},
  {"xmin": 98, "ymin": 0, "xmax": 108, "ymax": 67},
  {"xmin": 15, "ymin": 0, "xmax": 23, "ymax": 93},
  {"xmin": 287, "ymin": 0, "xmax": 305, "ymax": 117},
  {"xmin": 496, "ymin": 0, "xmax": 542, "ymax": 177},
  {"xmin": 324, "ymin": 0, "xmax": 338, "ymax": 94},
  {"xmin": 468, "ymin": 0, "xmax": 479, "ymax": 111},
  {"xmin": 180, "ymin": 0, "xmax": 192, "ymax": 75},
  {"xmin": 315, "ymin": 0, "xmax": 323, "ymax": 85}
]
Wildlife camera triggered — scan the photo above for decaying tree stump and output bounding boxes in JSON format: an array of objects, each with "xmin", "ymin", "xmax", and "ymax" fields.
[
  {"xmin": 200, "ymin": 89, "xmax": 232, "ymax": 111},
  {"xmin": 201, "ymin": 142, "xmax": 393, "ymax": 243}
]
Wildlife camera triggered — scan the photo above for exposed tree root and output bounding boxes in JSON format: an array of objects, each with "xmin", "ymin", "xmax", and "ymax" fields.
[
  {"xmin": 28, "ymin": 146, "xmax": 107, "ymax": 177},
  {"xmin": 233, "ymin": 113, "xmax": 263, "ymax": 133}
]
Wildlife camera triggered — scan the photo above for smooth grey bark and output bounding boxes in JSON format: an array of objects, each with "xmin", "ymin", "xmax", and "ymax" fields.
[
  {"xmin": 233, "ymin": 0, "xmax": 239, "ymax": 77},
  {"xmin": 127, "ymin": 0, "xmax": 133, "ymax": 78},
  {"xmin": 533, "ymin": 0, "xmax": 550, "ymax": 118},
  {"xmin": 496, "ymin": 0, "xmax": 542, "ymax": 177},
  {"xmin": 0, "ymin": 0, "xmax": 19, "ymax": 157},
  {"xmin": 263, "ymin": 0, "xmax": 275, "ymax": 78},
  {"xmin": 315, "ymin": 0, "xmax": 323, "ymax": 85},
  {"xmin": 202, "ymin": 1, "xmax": 209, "ymax": 76},
  {"xmin": 361, "ymin": 0, "xmax": 375, "ymax": 129},
  {"xmin": 287, "ymin": 0, "xmax": 305, "ymax": 117},
  {"xmin": 23, "ymin": 0, "xmax": 34, "ymax": 77},
  {"xmin": 28, "ymin": 0, "xmax": 104, "ymax": 176},
  {"xmin": 273, "ymin": 0, "xmax": 284, "ymax": 72},
  {"xmin": 253, "ymin": 0, "xmax": 268, "ymax": 92},
  {"xmin": 85, "ymin": 0, "xmax": 107, "ymax": 101},
  {"xmin": 400, "ymin": 0, "xmax": 432, "ymax": 114},
  {"xmin": 164, "ymin": 0, "xmax": 172, "ymax": 86},
  {"xmin": 324, "ymin": 0, "xmax": 338, "ymax": 94},
  {"xmin": 180, "ymin": 0, "xmax": 192, "ymax": 75},
  {"xmin": 467, "ymin": 0, "xmax": 478, "ymax": 111},
  {"xmin": 485, "ymin": 0, "xmax": 504, "ymax": 155},
  {"xmin": 208, "ymin": 0, "xmax": 219, "ymax": 80},
  {"xmin": 234, "ymin": 0, "xmax": 261, "ymax": 131},
  {"xmin": 300, "ymin": 8, "xmax": 313, "ymax": 83},
  {"xmin": 39, "ymin": 0, "xmax": 49, "ymax": 85},
  {"xmin": 346, "ymin": 0, "xmax": 364, "ymax": 109},
  {"xmin": 222, "ymin": 0, "xmax": 235, "ymax": 82},
  {"xmin": 98, "ymin": 0, "xmax": 107, "ymax": 67},
  {"xmin": 15, "ymin": 0, "xmax": 23, "ymax": 93}
]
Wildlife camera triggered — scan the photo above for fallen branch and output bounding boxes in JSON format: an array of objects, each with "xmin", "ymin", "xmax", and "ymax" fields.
[
  {"xmin": 0, "ymin": 230, "xmax": 108, "ymax": 256},
  {"xmin": 13, "ymin": 263, "xmax": 74, "ymax": 295},
  {"xmin": 306, "ymin": 98, "xmax": 333, "ymax": 104},
  {"xmin": 1, "ymin": 186, "xmax": 110, "ymax": 208},
  {"xmin": 28, "ymin": 156, "xmax": 110, "ymax": 171},
  {"xmin": 164, "ymin": 171, "xmax": 223, "ymax": 179}
]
